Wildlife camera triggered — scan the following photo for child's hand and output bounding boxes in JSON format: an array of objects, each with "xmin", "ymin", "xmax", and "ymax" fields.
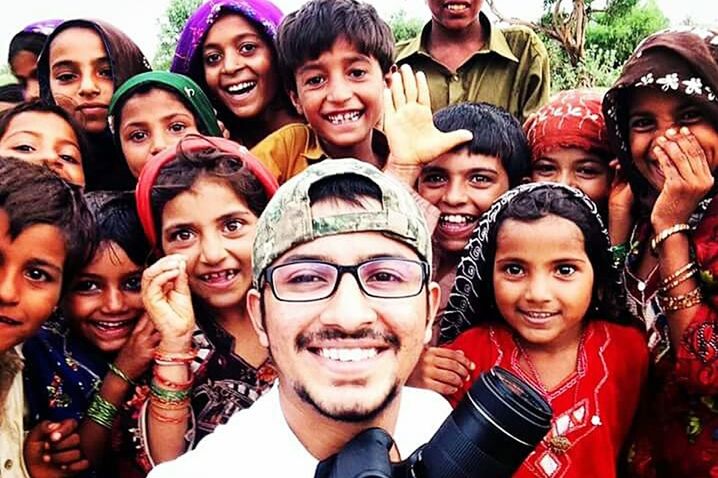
[
  {"xmin": 651, "ymin": 127, "xmax": 714, "ymax": 230},
  {"xmin": 608, "ymin": 159, "xmax": 634, "ymax": 245},
  {"xmin": 24, "ymin": 419, "xmax": 90, "ymax": 478},
  {"xmin": 141, "ymin": 254, "xmax": 195, "ymax": 352},
  {"xmin": 114, "ymin": 314, "xmax": 161, "ymax": 382},
  {"xmin": 383, "ymin": 64, "xmax": 473, "ymax": 186},
  {"xmin": 407, "ymin": 346, "xmax": 475, "ymax": 396}
]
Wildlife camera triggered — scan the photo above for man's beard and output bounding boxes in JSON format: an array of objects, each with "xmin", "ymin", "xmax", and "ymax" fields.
[{"xmin": 294, "ymin": 380, "xmax": 399, "ymax": 423}]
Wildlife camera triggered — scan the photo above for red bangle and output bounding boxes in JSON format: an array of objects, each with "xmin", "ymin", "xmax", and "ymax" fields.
[
  {"xmin": 154, "ymin": 348, "xmax": 197, "ymax": 364},
  {"xmin": 152, "ymin": 369, "xmax": 194, "ymax": 390}
]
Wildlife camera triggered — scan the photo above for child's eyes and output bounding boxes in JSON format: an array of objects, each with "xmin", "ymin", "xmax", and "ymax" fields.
[
  {"xmin": 25, "ymin": 267, "xmax": 55, "ymax": 283},
  {"xmin": 55, "ymin": 72, "xmax": 76, "ymax": 83},
  {"xmin": 12, "ymin": 144, "xmax": 35, "ymax": 154},
  {"xmin": 73, "ymin": 280, "xmax": 100, "ymax": 293},
  {"xmin": 238, "ymin": 42, "xmax": 258, "ymax": 55},
  {"xmin": 420, "ymin": 173, "xmax": 447, "ymax": 185},
  {"xmin": 128, "ymin": 131, "xmax": 148, "ymax": 143},
  {"xmin": 99, "ymin": 67, "xmax": 113, "ymax": 79},
  {"xmin": 169, "ymin": 122, "xmax": 187, "ymax": 133},
  {"xmin": 628, "ymin": 117, "xmax": 654, "ymax": 131},
  {"xmin": 349, "ymin": 68, "xmax": 367, "ymax": 79},
  {"xmin": 469, "ymin": 174, "xmax": 492, "ymax": 184},
  {"xmin": 122, "ymin": 275, "xmax": 142, "ymax": 292},
  {"xmin": 304, "ymin": 75, "xmax": 325, "ymax": 87},
  {"xmin": 223, "ymin": 219, "xmax": 244, "ymax": 233},
  {"xmin": 576, "ymin": 166, "xmax": 602, "ymax": 178},
  {"xmin": 169, "ymin": 229, "xmax": 194, "ymax": 242},
  {"xmin": 204, "ymin": 52, "xmax": 222, "ymax": 66},
  {"xmin": 503, "ymin": 264, "xmax": 524, "ymax": 276},
  {"xmin": 555, "ymin": 264, "xmax": 577, "ymax": 277},
  {"xmin": 679, "ymin": 109, "xmax": 703, "ymax": 124},
  {"xmin": 532, "ymin": 162, "xmax": 556, "ymax": 176},
  {"xmin": 59, "ymin": 154, "xmax": 80, "ymax": 165}
]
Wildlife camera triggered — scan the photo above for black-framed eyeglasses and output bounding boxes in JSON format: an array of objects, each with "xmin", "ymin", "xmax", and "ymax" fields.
[{"xmin": 263, "ymin": 258, "xmax": 429, "ymax": 302}]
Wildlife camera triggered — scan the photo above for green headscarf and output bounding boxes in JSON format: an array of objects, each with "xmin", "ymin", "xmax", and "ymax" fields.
[{"xmin": 108, "ymin": 71, "xmax": 222, "ymax": 144}]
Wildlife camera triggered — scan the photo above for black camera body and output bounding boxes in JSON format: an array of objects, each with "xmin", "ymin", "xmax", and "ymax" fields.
[{"xmin": 315, "ymin": 367, "xmax": 552, "ymax": 478}]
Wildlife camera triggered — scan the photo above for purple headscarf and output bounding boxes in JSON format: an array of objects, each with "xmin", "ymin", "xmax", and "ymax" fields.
[
  {"xmin": 22, "ymin": 19, "xmax": 63, "ymax": 35},
  {"xmin": 171, "ymin": 0, "xmax": 283, "ymax": 77}
]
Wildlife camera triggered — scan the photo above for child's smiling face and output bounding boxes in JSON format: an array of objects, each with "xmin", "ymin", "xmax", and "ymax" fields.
[
  {"xmin": 493, "ymin": 214, "xmax": 593, "ymax": 351},
  {"xmin": 0, "ymin": 210, "xmax": 66, "ymax": 353},
  {"xmin": 290, "ymin": 37, "xmax": 386, "ymax": 152},
  {"xmin": 531, "ymin": 147, "xmax": 611, "ymax": 206}
]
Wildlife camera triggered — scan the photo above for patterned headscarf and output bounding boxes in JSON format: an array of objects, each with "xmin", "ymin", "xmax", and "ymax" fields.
[
  {"xmin": 171, "ymin": 0, "xmax": 283, "ymax": 78},
  {"xmin": 439, "ymin": 182, "xmax": 613, "ymax": 344},
  {"xmin": 37, "ymin": 19, "xmax": 152, "ymax": 108},
  {"xmin": 603, "ymin": 28, "xmax": 718, "ymax": 206},
  {"xmin": 524, "ymin": 89, "xmax": 610, "ymax": 162}
]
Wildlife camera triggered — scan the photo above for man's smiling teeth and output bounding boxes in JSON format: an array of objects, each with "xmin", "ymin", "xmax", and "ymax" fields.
[
  {"xmin": 226, "ymin": 81, "xmax": 256, "ymax": 94},
  {"xmin": 200, "ymin": 269, "xmax": 238, "ymax": 282},
  {"xmin": 319, "ymin": 348, "xmax": 378, "ymax": 362},
  {"xmin": 327, "ymin": 111, "xmax": 362, "ymax": 125},
  {"xmin": 440, "ymin": 214, "xmax": 477, "ymax": 224}
]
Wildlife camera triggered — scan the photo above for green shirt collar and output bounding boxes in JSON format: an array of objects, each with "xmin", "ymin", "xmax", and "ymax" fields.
[{"xmin": 396, "ymin": 12, "xmax": 519, "ymax": 64}]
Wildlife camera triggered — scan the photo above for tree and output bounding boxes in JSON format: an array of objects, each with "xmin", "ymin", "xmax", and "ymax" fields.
[
  {"xmin": 389, "ymin": 10, "xmax": 423, "ymax": 43},
  {"xmin": 153, "ymin": 0, "xmax": 202, "ymax": 70}
]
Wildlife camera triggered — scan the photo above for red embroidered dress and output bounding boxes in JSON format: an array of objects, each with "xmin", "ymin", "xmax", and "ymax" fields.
[{"xmin": 446, "ymin": 321, "xmax": 648, "ymax": 478}]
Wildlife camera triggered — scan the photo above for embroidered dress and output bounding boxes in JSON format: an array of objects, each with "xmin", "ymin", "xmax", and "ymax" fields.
[
  {"xmin": 22, "ymin": 315, "xmax": 146, "ymax": 478},
  {"xmin": 447, "ymin": 321, "xmax": 648, "ymax": 478},
  {"xmin": 603, "ymin": 28, "xmax": 718, "ymax": 477}
]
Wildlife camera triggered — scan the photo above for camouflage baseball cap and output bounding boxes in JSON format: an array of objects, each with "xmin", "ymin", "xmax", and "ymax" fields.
[{"xmin": 252, "ymin": 158, "xmax": 432, "ymax": 286}]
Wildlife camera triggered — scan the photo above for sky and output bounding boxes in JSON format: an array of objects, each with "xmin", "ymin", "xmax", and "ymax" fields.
[{"xmin": 2, "ymin": 0, "xmax": 718, "ymax": 65}]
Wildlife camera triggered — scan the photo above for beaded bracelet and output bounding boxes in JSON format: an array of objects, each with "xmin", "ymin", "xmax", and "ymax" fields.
[
  {"xmin": 87, "ymin": 393, "xmax": 118, "ymax": 429},
  {"xmin": 650, "ymin": 224, "xmax": 691, "ymax": 254},
  {"xmin": 658, "ymin": 286, "xmax": 704, "ymax": 311},
  {"xmin": 108, "ymin": 362, "xmax": 136, "ymax": 387},
  {"xmin": 150, "ymin": 396, "xmax": 190, "ymax": 411},
  {"xmin": 658, "ymin": 264, "xmax": 698, "ymax": 294}
]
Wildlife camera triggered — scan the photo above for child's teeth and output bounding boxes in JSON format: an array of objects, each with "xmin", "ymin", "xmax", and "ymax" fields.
[
  {"xmin": 441, "ymin": 214, "xmax": 476, "ymax": 224},
  {"xmin": 227, "ymin": 81, "xmax": 256, "ymax": 93},
  {"xmin": 328, "ymin": 111, "xmax": 361, "ymax": 124}
]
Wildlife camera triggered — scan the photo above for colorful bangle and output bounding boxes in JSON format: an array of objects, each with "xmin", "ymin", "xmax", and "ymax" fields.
[
  {"xmin": 658, "ymin": 262, "xmax": 698, "ymax": 294},
  {"xmin": 153, "ymin": 369, "xmax": 193, "ymax": 390},
  {"xmin": 150, "ymin": 380, "xmax": 191, "ymax": 403},
  {"xmin": 108, "ymin": 362, "xmax": 136, "ymax": 387},
  {"xmin": 87, "ymin": 393, "xmax": 118, "ymax": 429},
  {"xmin": 651, "ymin": 224, "xmax": 691, "ymax": 254},
  {"xmin": 658, "ymin": 286, "xmax": 704, "ymax": 311},
  {"xmin": 154, "ymin": 348, "xmax": 198, "ymax": 365},
  {"xmin": 149, "ymin": 404, "xmax": 190, "ymax": 424}
]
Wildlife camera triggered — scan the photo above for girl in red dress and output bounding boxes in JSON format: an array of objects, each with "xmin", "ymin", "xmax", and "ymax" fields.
[{"xmin": 415, "ymin": 182, "xmax": 649, "ymax": 478}]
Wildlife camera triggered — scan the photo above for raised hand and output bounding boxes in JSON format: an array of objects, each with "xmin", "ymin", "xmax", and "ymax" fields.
[
  {"xmin": 383, "ymin": 64, "xmax": 473, "ymax": 185},
  {"xmin": 608, "ymin": 159, "xmax": 634, "ymax": 245},
  {"xmin": 407, "ymin": 346, "xmax": 475, "ymax": 396},
  {"xmin": 114, "ymin": 314, "xmax": 161, "ymax": 382},
  {"xmin": 651, "ymin": 127, "xmax": 714, "ymax": 231},
  {"xmin": 25, "ymin": 419, "xmax": 90, "ymax": 478},
  {"xmin": 141, "ymin": 254, "xmax": 195, "ymax": 352}
]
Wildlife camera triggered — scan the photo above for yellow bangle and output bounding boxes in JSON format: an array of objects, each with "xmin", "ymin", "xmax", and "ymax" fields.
[{"xmin": 651, "ymin": 224, "xmax": 691, "ymax": 254}]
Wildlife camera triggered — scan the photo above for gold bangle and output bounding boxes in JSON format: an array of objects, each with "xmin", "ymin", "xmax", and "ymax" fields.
[
  {"xmin": 658, "ymin": 286, "xmax": 703, "ymax": 311},
  {"xmin": 651, "ymin": 224, "xmax": 691, "ymax": 254},
  {"xmin": 658, "ymin": 262, "xmax": 698, "ymax": 293},
  {"xmin": 108, "ymin": 362, "xmax": 136, "ymax": 387}
]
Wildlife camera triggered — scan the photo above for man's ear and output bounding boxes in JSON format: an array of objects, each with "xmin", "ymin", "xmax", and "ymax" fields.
[
  {"xmin": 289, "ymin": 89, "xmax": 304, "ymax": 117},
  {"xmin": 247, "ymin": 289, "xmax": 269, "ymax": 348},
  {"xmin": 424, "ymin": 282, "xmax": 441, "ymax": 345}
]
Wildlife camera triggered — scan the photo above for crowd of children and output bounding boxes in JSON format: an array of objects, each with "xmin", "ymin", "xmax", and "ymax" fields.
[{"xmin": 1, "ymin": 0, "xmax": 718, "ymax": 476}]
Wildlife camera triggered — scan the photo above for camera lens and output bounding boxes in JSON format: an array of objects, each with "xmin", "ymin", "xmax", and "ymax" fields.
[{"xmin": 414, "ymin": 366, "xmax": 552, "ymax": 478}]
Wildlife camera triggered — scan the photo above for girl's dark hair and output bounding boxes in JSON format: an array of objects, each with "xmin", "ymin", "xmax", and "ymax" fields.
[
  {"xmin": 84, "ymin": 191, "xmax": 150, "ymax": 267},
  {"xmin": 8, "ymin": 32, "xmax": 46, "ymax": 64},
  {"xmin": 150, "ymin": 140, "xmax": 271, "ymax": 248},
  {"xmin": 0, "ymin": 157, "xmax": 96, "ymax": 290},
  {"xmin": 0, "ymin": 85, "xmax": 25, "ymax": 105},
  {"xmin": 479, "ymin": 187, "xmax": 621, "ymax": 323},
  {"xmin": 0, "ymin": 100, "xmax": 92, "ymax": 166}
]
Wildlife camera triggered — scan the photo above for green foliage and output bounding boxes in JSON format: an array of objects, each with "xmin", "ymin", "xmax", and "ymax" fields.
[
  {"xmin": 545, "ymin": 37, "xmax": 620, "ymax": 92},
  {"xmin": 587, "ymin": 0, "xmax": 668, "ymax": 69},
  {"xmin": 389, "ymin": 10, "xmax": 423, "ymax": 43},
  {"xmin": 0, "ymin": 64, "xmax": 16, "ymax": 86},
  {"xmin": 153, "ymin": 0, "xmax": 203, "ymax": 70}
]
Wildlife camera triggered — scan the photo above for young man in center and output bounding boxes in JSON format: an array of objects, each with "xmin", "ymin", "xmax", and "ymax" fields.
[
  {"xmin": 250, "ymin": 0, "xmax": 394, "ymax": 184},
  {"xmin": 145, "ymin": 159, "xmax": 451, "ymax": 476}
]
